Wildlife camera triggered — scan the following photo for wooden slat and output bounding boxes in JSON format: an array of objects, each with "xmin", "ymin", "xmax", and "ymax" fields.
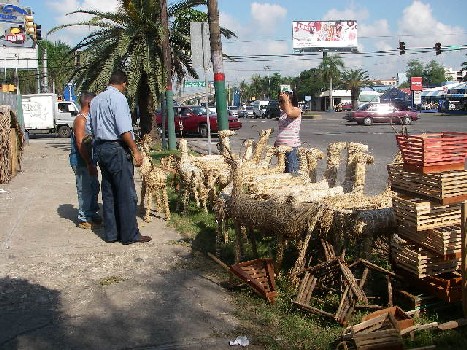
[
  {"xmin": 388, "ymin": 163, "xmax": 467, "ymax": 204},
  {"xmin": 393, "ymin": 195, "xmax": 461, "ymax": 231},
  {"xmin": 391, "ymin": 234, "xmax": 460, "ymax": 278}
]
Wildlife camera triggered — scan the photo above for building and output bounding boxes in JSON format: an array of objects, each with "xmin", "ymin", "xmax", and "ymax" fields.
[{"xmin": 445, "ymin": 67, "xmax": 467, "ymax": 82}]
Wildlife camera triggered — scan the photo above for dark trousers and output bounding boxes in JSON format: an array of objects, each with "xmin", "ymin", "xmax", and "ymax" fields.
[{"xmin": 95, "ymin": 142, "xmax": 140, "ymax": 243}]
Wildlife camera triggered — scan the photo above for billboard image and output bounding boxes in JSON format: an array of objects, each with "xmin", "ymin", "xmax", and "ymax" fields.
[
  {"xmin": 292, "ymin": 20, "xmax": 358, "ymax": 51},
  {"xmin": 0, "ymin": 3, "xmax": 34, "ymax": 48}
]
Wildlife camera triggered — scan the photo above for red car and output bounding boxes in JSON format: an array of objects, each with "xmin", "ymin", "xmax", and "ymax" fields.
[
  {"xmin": 344, "ymin": 103, "xmax": 419, "ymax": 126},
  {"xmin": 155, "ymin": 105, "xmax": 242, "ymax": 137}
]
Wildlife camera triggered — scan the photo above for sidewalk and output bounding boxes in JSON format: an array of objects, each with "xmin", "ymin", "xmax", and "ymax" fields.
[{"xmin": 0, "ymin": 137, "xmax": 244, "ymax": 349}]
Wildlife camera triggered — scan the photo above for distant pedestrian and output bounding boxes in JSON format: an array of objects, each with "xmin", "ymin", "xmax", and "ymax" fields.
[
  {"xmin": 69, "ymin": 92, "xmax": 101, "ymax": 229},
  {"xmin": 274, "ymin": 89, "xmax": 302, "ymax": 173},
  {"xmin": 89, "ymin": 70, "xmax": 151, "ymax": 244}
]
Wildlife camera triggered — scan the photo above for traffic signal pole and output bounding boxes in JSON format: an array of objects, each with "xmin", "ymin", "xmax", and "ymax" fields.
[
  {"xmin": 208, "ymin": 0, "xmax": 228, "ymax": 132},
  {"xmin": 160, "ymin": 0, "xmax": 176, "ymax": 150}
]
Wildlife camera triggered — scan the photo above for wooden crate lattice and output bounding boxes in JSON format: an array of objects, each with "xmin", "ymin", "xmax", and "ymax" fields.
[
  {"xmin": 396, "ymin": 132, "xmax": 467, "ymax": 173},
  {"xmin": 397, "ymin": 225, "xmax": 461, "ymax": 256},
  {"xmin": 392, "ymin": 195, "xmax": 461, "ymax": 231},
  {"xmin": 388, "ymin": 163, "xmax": 467, "ymax": 204},
  {"xmin": 391, "ymin": 234, "xmax": 460, "ymax": 278}
]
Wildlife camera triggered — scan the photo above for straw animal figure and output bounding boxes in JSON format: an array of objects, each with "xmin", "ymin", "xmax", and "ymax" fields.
[
  {"xmin": 177, "ymin": 139, "xmax": 208, "ymax": 212},
  {"xmin": 323, "ymin": 142, "xmax": 347, "ymax": 187},
  {"xmin": 251, "ymin": 128, "xmax": 273, "ymax": 163},
  {"xmin": 140, "ymin": 150, "xmax": 171, "ymax": 221},
  {"xmin": 219, "ymin": 149, "xmax": 324, "ymax": 269},
  {"xmin": 342, "ymin": 142, "xmax": 374, "ymax": 194}
]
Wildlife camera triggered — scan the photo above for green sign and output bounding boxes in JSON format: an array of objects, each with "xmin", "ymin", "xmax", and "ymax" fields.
[{"xmin": 184, "ymin": 80, "xmax": 206, "ymax": 88}]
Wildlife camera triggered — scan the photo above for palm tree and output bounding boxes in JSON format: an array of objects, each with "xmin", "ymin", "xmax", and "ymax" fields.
[
  {"xmin": 48, "ymin": 0, "xmax": 235, "ymax": 135},
  {"xmin": 318, "ymin": 54, "xmax": 344, "ymax": 110},
  {"xmin": 341, "ymin": 68, "xmax": 371, "ymax": 110}
]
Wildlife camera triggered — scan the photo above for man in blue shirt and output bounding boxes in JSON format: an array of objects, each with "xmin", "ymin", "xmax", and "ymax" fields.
[{"xmin": 89, "ymin": 70, "xmax": 151, "ymax": 244}]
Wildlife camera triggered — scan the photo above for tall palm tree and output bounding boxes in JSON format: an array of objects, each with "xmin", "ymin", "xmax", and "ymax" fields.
[
  {"xmin": 341, "ymin": 68, "xmax": 371, "ymax": 110},
  {"xmin": 318, "ymin": 54, "xmax": 344, "ymax": 110},
  {"xmin": 48, "ymin": 0, "xmax": 235, "ymax": 135}
]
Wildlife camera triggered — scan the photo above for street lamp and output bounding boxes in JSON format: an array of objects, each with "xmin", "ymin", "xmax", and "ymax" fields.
[{"xmin": 264, "ymin": 65, "xmax": 270, "ymax": 99}]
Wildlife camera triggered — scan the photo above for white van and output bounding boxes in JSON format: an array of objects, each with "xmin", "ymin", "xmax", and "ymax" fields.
[{"xmin": 251, "ymin": 100, "xmax": 269, "ymax": 118}]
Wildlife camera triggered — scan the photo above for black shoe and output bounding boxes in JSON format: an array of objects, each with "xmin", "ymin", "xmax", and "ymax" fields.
[{"xmin": 122, "ymin": 235, "xmax": 152, "ymax": 245}]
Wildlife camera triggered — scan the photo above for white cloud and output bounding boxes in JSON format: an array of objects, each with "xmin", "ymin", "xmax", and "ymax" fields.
[
  {"xmin": 44, "ymin": 0, "xmax": 119, "ymax": 44},
  {"xmin": 250, "ymin": 2, "xmax": 287, "ymax": 35},
  {"xmin": 398, "ymin": 0, "xmax": 466, "ymax": 48}
]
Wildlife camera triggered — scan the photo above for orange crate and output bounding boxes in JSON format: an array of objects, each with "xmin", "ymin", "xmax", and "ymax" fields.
[{"xmin": 396, "ymin": 132, "xmax": 467, "ymax": 173}]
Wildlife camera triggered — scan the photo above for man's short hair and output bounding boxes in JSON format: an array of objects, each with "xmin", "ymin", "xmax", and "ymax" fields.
[
  {"xmin": 79, "ymin": 91, "xmax": 96, "ymax": 108},
  {"xmin": 109, "ymin": 70, "xmax": 128, "ymax": 85}
]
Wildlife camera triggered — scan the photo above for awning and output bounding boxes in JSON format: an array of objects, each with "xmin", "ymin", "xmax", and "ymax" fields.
[{"xmin": 421, "ymin": 90, "xmax": 444, "ymax": 97}]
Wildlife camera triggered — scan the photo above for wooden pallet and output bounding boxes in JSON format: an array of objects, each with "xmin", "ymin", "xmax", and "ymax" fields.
[
  {"xmin": 396, "ymin": 132, "xmax": 467, "ymax": 174},
  {"xmin": 392, "ymin": 195, "xmax": 461, "ymax": 231},
  {"xmin": 397, "ymin": 225, "xmax": 461, "ymax": 256},
  {"xmin": 388, "ymin": 163, "xmax": 467, "ymax": 204},
  {"xmin": 390, "ymin": 234, "xmax": 460, "ymax": 278},
  {"xmin": 230, "ymin": 258, "xmax": 277, "ymax": 303}
]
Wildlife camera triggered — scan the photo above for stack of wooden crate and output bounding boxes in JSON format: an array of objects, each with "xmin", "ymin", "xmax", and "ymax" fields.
[{"xmin": 388, "ymin": 132, "xmax": 467, "ymax": 302}]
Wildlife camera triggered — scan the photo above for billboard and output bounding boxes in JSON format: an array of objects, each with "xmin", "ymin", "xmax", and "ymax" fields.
[
  {"xmin": 410, "ymin": 77, "xmax": 423, "ymax": 91},
  {"xmin": 292, "ymin": 20, "xmax": 357, "ymax": 51},
  {"xmin": 0, "ymin": 3, "xmax": 34, "ymax": 48}
]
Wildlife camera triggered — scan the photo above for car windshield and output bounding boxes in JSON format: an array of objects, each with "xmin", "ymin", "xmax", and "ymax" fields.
[
  {"xmin": 246, "ymin": 106, "xmax": 253, "ymax": 111},
  {"xmin": 191, "ymin": 106, "xmax": 210, "ymax": 115}
]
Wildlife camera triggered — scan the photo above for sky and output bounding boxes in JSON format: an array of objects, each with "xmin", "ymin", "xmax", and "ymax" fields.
[{"xmin": 17, "ymin": 0, "xmax": 467, "ymax": 86}]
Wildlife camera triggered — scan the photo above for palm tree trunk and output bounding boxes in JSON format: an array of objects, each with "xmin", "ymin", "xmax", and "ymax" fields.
[
  {"xmin": 208, "ymin": 0, "xmax": 228, "ymax": 131},
  {"xmin": 329, "ymin": 76, "xmax": 333, "ymax": 111}
]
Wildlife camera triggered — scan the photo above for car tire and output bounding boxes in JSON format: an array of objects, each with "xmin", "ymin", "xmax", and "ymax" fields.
[
  {"xmin": 402, "ymin": 116, "xmax": 412, "ymax": 125},
  {"xmin": 199, "ymin": 124, "xmax": 208, "ymax": 138},
  {"xmin": 363, "ymin": 117, "xmax": 373, "ymax": 126},
  {"xmin": 57, "ymin": 125, "xmax": 71, "ymax": 138}
]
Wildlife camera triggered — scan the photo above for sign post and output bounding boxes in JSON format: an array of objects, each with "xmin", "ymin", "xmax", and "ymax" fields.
[{"xmin": 190, "ymin": 22, "xmax": 212, "ymax": 154}]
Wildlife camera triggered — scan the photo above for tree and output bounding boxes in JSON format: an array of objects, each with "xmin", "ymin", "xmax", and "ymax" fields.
[
  {"xmin": 406, "ymin": 59, "xmax": 448, "ymax": 87},
  {"xmin": 38, "ymin": 40, "xmax": 74, "ymax": 95},
  {"xmin": 341, "ymin": 68, "xmax": 371, "ymax": 110},
  {"xmin": 423, "ymin": 60, "xmax": 448, "ymax": 86},
  {"xmin": 318, "ymin": 54, "xmax": 344, "ymax": 110},
  {"xmin": 49, "ymin": 0, "xmax": 235, "ymax": 136}
]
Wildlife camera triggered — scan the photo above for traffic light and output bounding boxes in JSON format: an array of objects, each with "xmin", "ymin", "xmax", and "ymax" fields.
[
  {"xmin": 24, "ymin": 15, "xmax": 34, "ymax": 36},
  {"xmin": 399, "ymin": 41, "xmax": 406, "ymax": 55},
  {"xmin": 34, "ymin": 24, "xmax": 42, "ymax": 40},
  {"xmin": 435, "ymin": 42, "xmax": 442, "ymax": 55}
]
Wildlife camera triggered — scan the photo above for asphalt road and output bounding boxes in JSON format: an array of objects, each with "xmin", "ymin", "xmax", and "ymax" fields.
[{"xmin": 189, "ymin": 112, "xmax": 467, "ymax": 196}]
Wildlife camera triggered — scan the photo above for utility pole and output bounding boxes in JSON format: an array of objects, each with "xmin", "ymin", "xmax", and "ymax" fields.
[
  {"xmin": 207, "ymin": 0, "xmax": 228, "ymax": 131},
  {"xmin": 160, "ymin": 0, "xmax": 176, "ymax": 150},
  {"xmin": 42, "ymin": 48, "xmax": 48, "ymax": 93}
]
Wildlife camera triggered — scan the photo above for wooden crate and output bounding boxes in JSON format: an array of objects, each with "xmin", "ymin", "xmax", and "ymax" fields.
[
  {"xmin": 423, "ymin": 271, "xmax": 462, "ymax": 303},
  {"xmin": 361, "ymin": 306, "xmax": 414, "ymax": 332},
  {"xmin": 396, "ymin": 132, "xmax": 467, "ymax": 173},
  {"xmin": 397, "ymin": 225, "xmax": 461, "ymax": 256},
  {"xmin": 388, "ymin": 163, "xmax": 467, "ymax": 204},
  {"xmin": 392, "ymin": 195, "xmax": 461, "ymax": 231},
  {"xmin": 390, "ymin": 234, "xmax": 460, "ymax": 278},
  {"xmin": 230, "ymin": 258, "xmax": 277, "ymax": 303},
  {"xmin": 353, "ymin": 328, "xmax": 403, "ymax": 350}
]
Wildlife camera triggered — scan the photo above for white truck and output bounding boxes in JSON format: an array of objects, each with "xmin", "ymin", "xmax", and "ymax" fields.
[{"xmin": 22, "ymin": 93, "xmax": 79, "ymax": 138}]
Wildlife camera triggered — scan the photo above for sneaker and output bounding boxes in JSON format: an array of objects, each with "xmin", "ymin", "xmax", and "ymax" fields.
[
  {"xmin": 78, "ymin": 221, "xmax": 92, "ymax": 229},
  {"xmin": 92, "ymin": 216, "xmax": 103, "ymax": 225}
]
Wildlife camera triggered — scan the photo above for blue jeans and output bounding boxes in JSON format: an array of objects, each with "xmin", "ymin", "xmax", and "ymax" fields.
[
  {"xmin": 94, "ymin": 142, "xmax": 140, "ymax": 243},
  {"xmin": 71, "ymin": 164, "xmax": 100, "ymax": 223},
  {"xmin": 285, "ymin": 147, "xmax": 299, "ymax": 173}
]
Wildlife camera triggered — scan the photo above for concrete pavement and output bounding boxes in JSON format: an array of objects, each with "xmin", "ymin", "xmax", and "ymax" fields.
[{"xmin": 0, "ymin": 137, "xmax": 248, "ymax": 349}]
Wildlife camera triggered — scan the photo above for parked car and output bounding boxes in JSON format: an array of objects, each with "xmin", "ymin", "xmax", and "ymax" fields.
[
  {"xmin": 239, "ymin": 106, "xmax": 254, "ymax": 118},
  {"xmin": 264, "ymin": 100, "xmax": 281, "ymax": 119},
  {"xmin": 335, "ymin": 102, "xmax": 353, "ymax": 112},
  {"xmin": 343, "ymin": 103, "xmax": 419, "ymax": 126},
  {"xmin": 154, "ymin": 105, "xmax": 242, "ymax": 137},
  {"xmin": 252, "ymin": 100, "xmax": 269, "ymax": 118},
  {"xmin": 228, "ymin": 105, "xmax": 239, "ymax": 117}
]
